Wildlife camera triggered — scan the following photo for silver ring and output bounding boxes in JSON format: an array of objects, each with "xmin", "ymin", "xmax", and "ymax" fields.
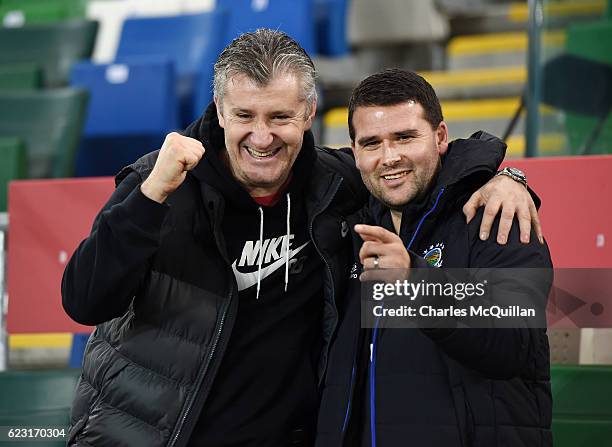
[{"xmin": 373, "ymin": 255, "xmax": 380, "ymax": 269}]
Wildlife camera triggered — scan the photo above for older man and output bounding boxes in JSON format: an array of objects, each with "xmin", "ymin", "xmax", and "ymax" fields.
[
  {"xmin": 63, "ymin": 31, "xmax": 538, "ymax": 446},
  {"xmin": 316, "ymin": 69, "xmax": 552, "ymax": 447}
]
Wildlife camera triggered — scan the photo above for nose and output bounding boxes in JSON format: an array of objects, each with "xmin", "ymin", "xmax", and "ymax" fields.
[
  {"xmin": 381, "ymin": 140, "xmax": 400, "ymax": 167},
  {"xmin": 249, "ymin": 120, "xmax": 274, "ymax": 149}
]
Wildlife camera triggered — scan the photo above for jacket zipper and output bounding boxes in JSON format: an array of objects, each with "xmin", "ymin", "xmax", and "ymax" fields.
[
  {"xmin": 370, "ymin": 187, "xmax": 446, "ymax": 447},
  {"xmin": 309, "ymin": 177, "xmax": 343, "ymax": 386},
  {"xmin": 168, "ymin": 277, "xmax": 235, "ymax": 447},
  {"xmin": 341, "ymin": 359, "xmax": 357, "ymax": 434},
  {"xmin": 464, "ymin": 388, "xmax": 475, "ymax": 446},
  {"xmin": 341, "ymin": 309, "xmax": 364, "ymax": 439}
]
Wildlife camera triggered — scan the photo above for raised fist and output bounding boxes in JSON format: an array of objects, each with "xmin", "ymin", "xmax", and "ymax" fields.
[{"xmin": 141, "ymin": 132, "xmax": 205, "ymax": 203}]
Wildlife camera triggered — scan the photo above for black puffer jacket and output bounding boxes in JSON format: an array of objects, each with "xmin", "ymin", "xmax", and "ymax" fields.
[
  {"xmin": 62, "ymin": 107, "xmax": 368, "ymax": 446},
  {"xmin": 316, "ymin": 132, "xmax": 553, "ymax": 447}
]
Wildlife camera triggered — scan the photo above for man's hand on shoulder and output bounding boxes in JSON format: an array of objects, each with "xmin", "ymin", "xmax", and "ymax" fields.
[
  {"xmin": 463, "ymin": 174, "xmax": 543, "ymax": 246},
  {"xmin": 141, "ymin": 132, "xmax": 205, "ymax": 203}
]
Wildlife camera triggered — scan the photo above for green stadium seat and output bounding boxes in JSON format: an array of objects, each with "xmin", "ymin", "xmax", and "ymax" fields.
[
  {"xmin": 564, "ymin": 20, "xmax": 612, "ymax": 154},
  {"xmin": 0, "ymin": 63, "xmax": 41, "ymax": 90},
  {"xmin": 0, "ymin": 409, "xmax": 72, "ymax": 427},
  {"xmin": 0, "ymin": 137, "xmax": 26, "ymax": 211},
  {"xmin": 0, "ymin": 369, "xmax": 80, "ymax": 413},
  {"xmin": 553, "ymin": 419, "xmax": 612, "ymax": 447},
  {"xmin": 0, "ymin": 88, "xmax": 89, "ymax": 178},
  {"xmin": 0, "ymin": 369, "xmax": 80, "ymax": 447},
  {"xmin": 551, "ymin": 365, "xmax": 612, "ymax": 447},
  {"xmin": 0, "ymin": 20, "xmax": 98, "ymax": 87},
  {"xmin": 1, "ymin": 0, "xmax": 87, "ymax": 26}
]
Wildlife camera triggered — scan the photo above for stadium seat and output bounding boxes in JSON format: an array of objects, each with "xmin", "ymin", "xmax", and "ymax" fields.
[
  {"xmin": 217, "ymin": 0, "xmax": 316, "ymax": 55},
  {"xmin": 71, "ymin": 58, "xmax": 179, "ymax": 136},
  {"xmin": 69, "ymin": 334, "xmax": 90, "ymax": 368},
  {"xmin": 0, "ymin": 0, "xmax": 87, "ymax": 27},
  {"xmin": 0, "ymin": 88, "xmax": 89, "ymax": 178},
  {"xmin": 70, "ymin": 58, "xmax": 179, "ymax": 176},
  {"xmin": 563, "ymin": 20, "xmax": 612, "ymax": 154},
  {"xmin": 0, "ymin": 369, "xmax": 81, "ymax": 446},
  {"xmin": 0, "ymin": 369, "xmax": 81, "ymax": 413},
  {"xmin": 86, "ymin": 0, "xmax": 216, "ymax": 64},
  {"xmin": 0, "ymin": 63, "xmax": 41, "ymax": 90},
  {"xmin": 447, "ymin": 31, "xmax": 565, "ymax": 71},
  {"xmin": 0, "ymin": 137, "xmax": 26, "ymax": 212},
  {"xmin": 551, "ymin": 365, "xmax": 612, "ymax": 447},
  {"xmin": 314, "ymin": 0, "xmax": 349, "ymax": 56},
  {"xmin": 75, "ymin": 133, "xmax": 166, "ymax": 177},
  {"xmin": 115, "ymin": 10, "xmax": 228, "ymax": 125},
  {"xmin": 0, "ymin": 20, "xmax": 98, "ymax": 87},
  {"xmin": 348, "ymin": 0, "xmax": 448, "ymax": 47}
]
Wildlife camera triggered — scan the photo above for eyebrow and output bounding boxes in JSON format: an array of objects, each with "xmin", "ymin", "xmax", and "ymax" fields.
[
  {"xmin": 230, "ymin": 107, "xmax": 296, "ymax": 116},
  {"xmin": 356, "ymin": 129, "xmax": 419, "ymax": 147},
  {"xmin": 270, "ymin": 109, "xmax": 297, "ymax": 117},
  {"xmin": 357, "ymin": 135, "xmax": 379, "ymax": 146},
  {"xmin": 230, "ymin": 107, "xmax": 252, "ymax": 114}
]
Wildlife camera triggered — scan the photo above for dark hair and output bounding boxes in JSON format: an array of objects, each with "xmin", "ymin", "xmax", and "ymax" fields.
[{"xmin": 348, "ymin": 68, "xmax": 443, "ymax": 141}]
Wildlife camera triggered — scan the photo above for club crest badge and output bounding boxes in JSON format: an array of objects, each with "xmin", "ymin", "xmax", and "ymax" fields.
[{"xmin": 422, "ymin": 243, "xmax": 445, "ymax": 268}]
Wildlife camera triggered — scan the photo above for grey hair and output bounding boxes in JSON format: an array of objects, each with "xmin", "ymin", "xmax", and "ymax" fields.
[{"xmin": 213, "ymin": 28, "xmax": 317, "ymax": 116}]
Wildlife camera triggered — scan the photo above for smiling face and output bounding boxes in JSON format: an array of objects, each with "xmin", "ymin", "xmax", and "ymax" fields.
[
  {"xmin": 351, "ymin": 101, "xmax": 449, "ymax": 210},
  {"xmin": 214, "ymin": 72, "xmax": 316, "ymax": 197}
]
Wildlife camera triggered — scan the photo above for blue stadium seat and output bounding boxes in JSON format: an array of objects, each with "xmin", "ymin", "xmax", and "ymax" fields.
[
  {"xmin": 69, "ymin": 333, "xmax": 90, "ymax": 368},
  {"xmin": 71, "ymin": 58, "xmax": 178, "ymax": 135},
  {"xmin": 115, "ymin": 10, "xmax": 228, "ymax": 126},
  {"xmin": 314, "ymin": 0, "xmax": 349, "ymax": 56},
  {"xmin": 70, "ymin": 58, "xmax": 179, "ymax": 176},
  {"xmin": 217, "ymin": 0, "xmax": 316, "ymax": 55}
]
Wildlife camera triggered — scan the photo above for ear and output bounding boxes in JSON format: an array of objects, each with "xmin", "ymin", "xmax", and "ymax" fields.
[
  {"xmin": 303, "ymin": 98, "xmax": 317, "ymax": 130},
  {"xmin": 436, "ymin": 121, "xmax": 449, "ymax": 155},
  {"xmin": 214, "ymin": 96, "xmax": 225, "ymax": 128}
]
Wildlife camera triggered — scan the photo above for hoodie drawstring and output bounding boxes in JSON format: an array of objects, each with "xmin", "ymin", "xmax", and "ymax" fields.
[
  {"xmin": 255, "ymin": 193, "xmax": 292, "ymax": 300},
  {"xmin": 284, "ymin": 193, "xmax": 291, "ymax": 292},
  {"xmin": 256, "ymin": 206, "xmax": 264, "ymax": 300}
]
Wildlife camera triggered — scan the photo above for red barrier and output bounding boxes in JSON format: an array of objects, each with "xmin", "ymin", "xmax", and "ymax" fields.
[
  {"xmin": 7, "ymin": 178, "xmax": 114, "ymax": 333},
  {"xmin": 501, "ymin": 155, "xmax": 612, "ymax": 268}
]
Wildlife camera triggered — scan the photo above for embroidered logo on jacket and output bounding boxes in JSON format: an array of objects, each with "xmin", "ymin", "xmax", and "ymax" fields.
[
  {"xmin": 231, "ymin": 234, "xmax": 310, "ymax": 291},
  {"xmin": 422, "ymin": 243, "xmax": 445, "ymax": 268}
]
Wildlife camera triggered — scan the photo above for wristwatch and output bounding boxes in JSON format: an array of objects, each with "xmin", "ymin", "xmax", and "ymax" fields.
[{"xmin": 496, "ymin": 167, "xmax": 527, "ymax": 187}]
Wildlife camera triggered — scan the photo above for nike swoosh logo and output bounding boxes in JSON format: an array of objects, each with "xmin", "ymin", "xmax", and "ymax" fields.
[{"xmin": 231, "ymin": 242, "xmax": 310, "ymax": 291}]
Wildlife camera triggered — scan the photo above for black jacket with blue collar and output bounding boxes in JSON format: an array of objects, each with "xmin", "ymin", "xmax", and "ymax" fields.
[{"xmin": 316, "ymin": 131, "xmax": 553, "ymax": 447}]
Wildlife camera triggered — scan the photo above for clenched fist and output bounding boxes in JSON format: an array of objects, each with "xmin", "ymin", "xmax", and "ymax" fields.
[{"xmin": 141, "ymin": 132, "xmax": 205, "ymax": 203}]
